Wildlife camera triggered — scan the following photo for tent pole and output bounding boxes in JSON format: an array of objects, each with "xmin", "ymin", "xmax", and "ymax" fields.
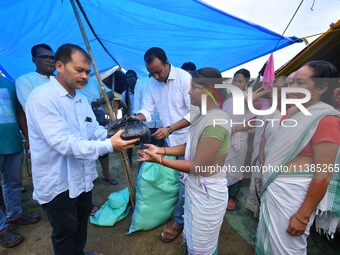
[{"xmin": 70, "ymin": 0, "xmax": 135, "ymax": 210}]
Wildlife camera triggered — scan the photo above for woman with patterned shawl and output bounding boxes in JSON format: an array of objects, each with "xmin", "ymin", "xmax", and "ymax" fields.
[{"xmin": 256, "ymin": 60, "xmax": 340, "ymax": 255}]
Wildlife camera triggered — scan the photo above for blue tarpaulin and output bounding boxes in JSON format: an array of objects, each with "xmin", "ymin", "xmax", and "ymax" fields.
[{"xmin": 0, "ymin": 0, "xmax": 298, "ymax": 79}]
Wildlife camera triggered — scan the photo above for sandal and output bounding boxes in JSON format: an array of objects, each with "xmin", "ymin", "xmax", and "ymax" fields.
[
  {"xmin": 0, "ymin": 228, "xmax": 24, "ymax": 248},
  {"xmin": 159, "ymin": 219, "xmax": 183, "ymax": 243}
]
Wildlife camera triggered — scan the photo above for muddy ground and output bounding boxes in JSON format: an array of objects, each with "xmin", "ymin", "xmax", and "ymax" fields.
[{"xmin": 0, "ymin": 151, "xmax": 338, "ymax": 255}]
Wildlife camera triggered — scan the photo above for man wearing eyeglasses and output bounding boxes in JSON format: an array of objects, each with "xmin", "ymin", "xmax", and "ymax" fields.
[{"xmin": 15, "ymin": 43, "xmax": 55, "ymax": 111}]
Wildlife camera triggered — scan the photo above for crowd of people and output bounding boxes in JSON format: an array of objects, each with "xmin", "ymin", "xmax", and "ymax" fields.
[{"xmin": 0, "ymin": 42, "xmax": 339, "ymax": 255}]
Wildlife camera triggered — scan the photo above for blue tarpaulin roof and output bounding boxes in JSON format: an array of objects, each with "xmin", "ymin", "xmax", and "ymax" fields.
[{"xmin": 0, "ymin": 0, "xmax": 298, "ymax": 79}]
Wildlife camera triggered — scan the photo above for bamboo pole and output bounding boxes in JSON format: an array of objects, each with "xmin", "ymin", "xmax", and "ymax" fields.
[{"xmin": 70, "ymin": 0, "xmax": 135, "ymax": 210}]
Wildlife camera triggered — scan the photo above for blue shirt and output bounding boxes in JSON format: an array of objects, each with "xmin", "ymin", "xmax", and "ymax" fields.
[{"xmin": 26, "ymin": 77, "xmax": 113, "ymax": 204}]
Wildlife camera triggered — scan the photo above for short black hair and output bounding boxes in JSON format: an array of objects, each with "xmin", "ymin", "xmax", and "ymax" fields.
[
  {"xmin": 305, "ymin": 60, "xmax": 339, "ymax": 105},
  {"xmin": 55, "ymin": 44, "xmax": 90, "ymax": 65},
  {"xmin": 144, "ymin": 47, "xmax": 168, "ymax": 65},
  {"xmin": 191, "ymin": 67, "xmax": 227, "ymax": 101},
  {"xmin": 181, "ymin": 62, "xmax": 196, "ymax": 72},
  {"xmin": 125, "ymin": 70, "xmax": 137, "ymax": 78},
  {"xmin": 31, "ymin": 43, "xmax": 53, "ymax": 57},
  {"xmin": 234, "ymin": 68, "xmax": 250, "ymax": 80}
]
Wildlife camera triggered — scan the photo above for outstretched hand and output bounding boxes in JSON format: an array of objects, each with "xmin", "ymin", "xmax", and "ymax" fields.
[
  {"xmin": 137, "ymin": 148, "xmax": 162, "ymax": 164},
  {"xmin": 143, "ymin": 144, "xmax": 160, "ymax": 154}
]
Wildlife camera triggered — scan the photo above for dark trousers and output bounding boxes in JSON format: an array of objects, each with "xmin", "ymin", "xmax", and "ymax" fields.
[{"xmin": 42, "ymin": 190, "xmax": 92, "ymax": 255}]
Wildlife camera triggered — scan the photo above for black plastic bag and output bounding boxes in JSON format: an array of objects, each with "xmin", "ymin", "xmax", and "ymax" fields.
[{"xmin": 107, "ymin": 116, "xmax": 151, "ymax": 145}]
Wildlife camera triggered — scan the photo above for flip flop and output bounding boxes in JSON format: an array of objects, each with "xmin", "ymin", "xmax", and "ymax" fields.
[{"xmin": 0, "ymin": 229, "xmax": 24, "ymax": 248}]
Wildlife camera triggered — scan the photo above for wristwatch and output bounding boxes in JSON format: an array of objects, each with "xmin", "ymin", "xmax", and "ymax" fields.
[{"xmin": 167, "ymin": 126, "xmax": 174, "ymax": 134}]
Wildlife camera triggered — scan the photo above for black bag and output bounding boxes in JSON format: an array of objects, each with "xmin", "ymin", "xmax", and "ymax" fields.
[{"xmin": 107, "ymin": 116, "xmax": 151, "ymax": 145}]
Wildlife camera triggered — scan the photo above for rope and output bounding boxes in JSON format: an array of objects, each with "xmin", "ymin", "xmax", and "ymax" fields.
[
  {"xmin": 299, "ymin": 28, "xmax": 340, "ymax": 40},
  {"xmin": 311, "ymin": 0, "xmax": 316, "ymax": 11},
  {"xmin": 273, "ymin": 0, "xmax": 305, "ymax": 51}
]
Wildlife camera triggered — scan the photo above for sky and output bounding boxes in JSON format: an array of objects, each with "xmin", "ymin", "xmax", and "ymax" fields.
[{"xmin": 203, "ymin": 0, "xmax": 340, "ymax": 77}]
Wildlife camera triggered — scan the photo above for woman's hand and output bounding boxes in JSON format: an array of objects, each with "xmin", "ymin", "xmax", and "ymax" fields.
[
  {"xmin": 137, "ymin": 148, "xmax": 162, "ymax": 164},
  {"xmin": 143, "ymin": 144, "xmax": 160, "ymax": 154},
  {"xmin": 287, "ymin": 213, "xmax": 308, "ymax": 236},
  {"xmin": 137, "ymin": 144, "xmax": 160, "ymax": 158},
  {"xmin": 231, "ymin": 125, "xmax": 241, "ymax": 134}
]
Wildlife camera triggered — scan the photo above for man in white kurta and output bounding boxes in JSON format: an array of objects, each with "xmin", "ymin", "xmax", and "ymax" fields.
[{"xmin": 135, "ymin": 47, "xmax": 191, "ymax": 242}]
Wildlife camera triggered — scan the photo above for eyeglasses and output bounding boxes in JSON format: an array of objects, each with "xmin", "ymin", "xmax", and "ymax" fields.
[{"xmin": 35, "ymin": 55, "xmax": 55, "ymax": 62}]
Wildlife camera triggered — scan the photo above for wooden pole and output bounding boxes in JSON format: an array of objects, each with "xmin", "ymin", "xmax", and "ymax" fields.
[{"xmin": 70, "ymin": 0, "xmax": 135, "ymax": 210}]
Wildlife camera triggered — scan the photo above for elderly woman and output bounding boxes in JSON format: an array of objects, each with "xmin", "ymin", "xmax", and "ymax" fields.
[
  {"xmin": 256, "ymin": 60, "xmax": 340, "ymax": 255},
  {"xmin": 138, "ymin": 67, "xmax": 231, "ymax": 255}
]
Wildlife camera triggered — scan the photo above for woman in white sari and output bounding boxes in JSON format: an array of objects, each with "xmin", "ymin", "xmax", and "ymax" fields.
[
  {"xmin": 256, "ymin": 60, "xmax": 340, "ymax": 255},
  {"xmin": 223, "ymin": 69, "xmax": 255, "ymax": 210},
  {"xmin": 138, "ymin": 67, "xmax": 231, "ymax": 255},
  {"xmin": 247, "ymin": 77, "xmax": 286, "ymax": 217}
]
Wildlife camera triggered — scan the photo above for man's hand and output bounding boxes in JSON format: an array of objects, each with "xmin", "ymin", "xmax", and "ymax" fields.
[
  {"xmin": 110, "ymin": 130, "xmax": 139, "ymax": 151},
  {"xmin": 152, "ymin": 128, "xmax": 170, "ymax": 140}
]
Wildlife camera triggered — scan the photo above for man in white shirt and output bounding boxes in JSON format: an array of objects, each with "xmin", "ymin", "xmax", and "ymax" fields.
[
  {"xmin": 26, "ymin": 44, "xmax": 138, "ymax": 255},
  {"xmin": 135, "ymin": 47, "xmax": 191, "ymax": 242},
  {"xmin": 15, "ymin": 44, "xmax": 55, "ymax": 185},
  {"xmin": 16, "ymin": 43, "xmax": 55, "ymax": 111},
  {"xmin": 135, "ymin": 47, "xmax": 191, "ymax": 146}
]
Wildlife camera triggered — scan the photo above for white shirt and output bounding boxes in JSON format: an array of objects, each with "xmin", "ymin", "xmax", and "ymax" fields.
[
  {"xmin": 26, "ymin": 77, "xmax": 113, "ymax": 204},
  {"xmin": 15, "ymin": 71, "xmax": 50, "ymax": 111},
  {"xmin": 138, "ymin": 65, "xmax": 191, "ymax": 146}
]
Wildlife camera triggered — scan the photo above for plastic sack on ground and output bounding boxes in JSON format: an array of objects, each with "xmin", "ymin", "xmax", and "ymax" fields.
[
  {"xmin": 129, "ymin": 156, "xmax": 179, "ymax": 233},
  {"xmin": 90, "ymin": 187, "xmax": 130, "ymax": 226}
]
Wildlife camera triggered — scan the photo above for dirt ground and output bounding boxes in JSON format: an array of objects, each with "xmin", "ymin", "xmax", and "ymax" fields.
[
  {"xmin": 0, "ymin": 152, "xmax": 253, "ymax": 255},
  {"xmin": 1, "ymin": 151, "xmax": 338, "ymax": 255}
]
